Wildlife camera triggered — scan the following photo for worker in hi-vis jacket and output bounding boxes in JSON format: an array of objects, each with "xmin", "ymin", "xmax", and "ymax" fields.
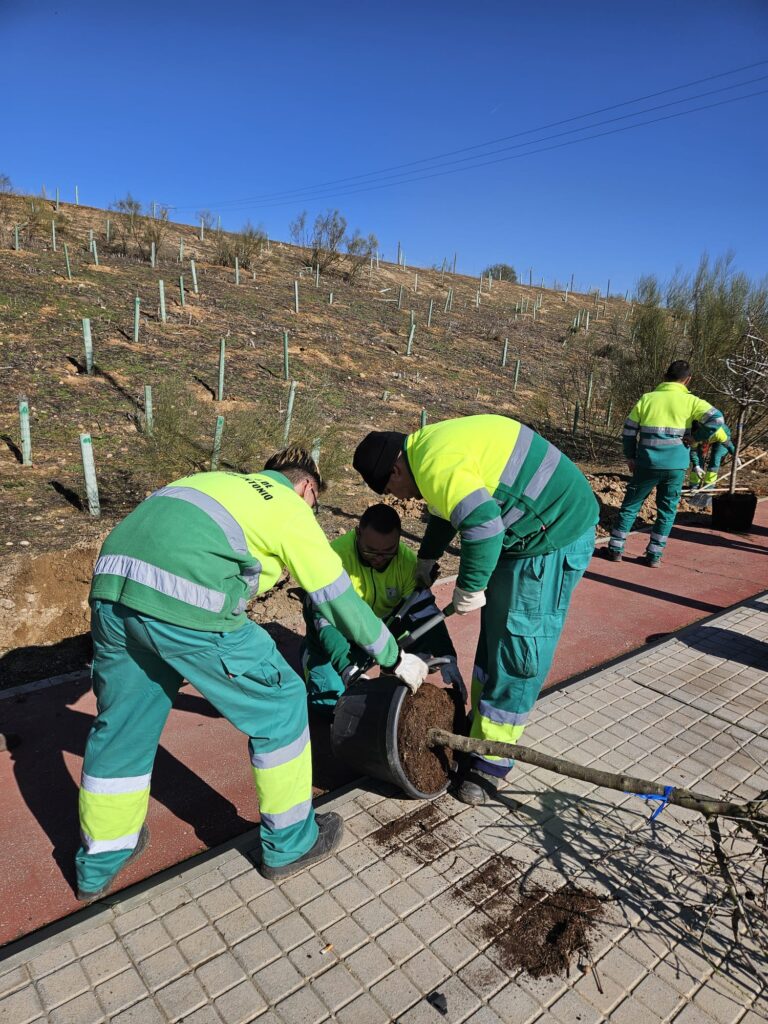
[
  {"xmin": 688, "ymin": 416, "xmax": 736, "ymax": 488},
  {"xmin": 76, "ymin": 448, "xmax": 427, "ymax": 901},
  {"xmin": 353, "ymin": 414, "xmax": 598, "ymax": 805}
]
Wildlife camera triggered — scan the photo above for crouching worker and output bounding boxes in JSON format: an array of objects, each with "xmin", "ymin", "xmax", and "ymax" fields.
[
  {"xmin": 689, "ymin": 416, "xmax": 736, "ymax": 488},
  {"xmin": 76, "ymin": 448, "xmax": 427, "ymax": 901},
  {"xmin": 353, "ymin": 415, "xmax": 598, "ymax": 806},
  {"xmin": 301, "ymin": 503, "xmax": 464, "ymax": 711}
]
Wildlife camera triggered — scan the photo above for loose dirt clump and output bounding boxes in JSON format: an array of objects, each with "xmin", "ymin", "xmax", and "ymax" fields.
[
  {"xmin": 481, "ymin": 882, "xmax": 606, "ymax": 979},
  {"xmin": 397, "ymin": 683, "xmax": 467, "ymax": 794}
]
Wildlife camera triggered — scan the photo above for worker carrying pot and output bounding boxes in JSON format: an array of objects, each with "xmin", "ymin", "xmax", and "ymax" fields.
[
  {"xmin": 605, "ymin": 361, "xmax": 724, "ymax": 566},
  {"xmin": 688, "ymin": 415, "xmax": 737, "ymax": 488},
  {"xmin": 301, "ymin": 502, "xmax": 464, "ymax": 711},
  {"xmin": 352, "ymin": 414, "xmax": 598, "ymax": 806},
  {"xmin": 75, "ymin": 448, "xmax": 427, "ymax": 901}
]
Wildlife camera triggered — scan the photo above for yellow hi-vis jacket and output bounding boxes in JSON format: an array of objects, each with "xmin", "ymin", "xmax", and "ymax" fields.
[
  {"xmin": 90, "ymin": 470, "xmax": 399, "ymax": 666},
  {"xmin": 622, "ymin": 383, "xmax": 722, "ymax": 470}
]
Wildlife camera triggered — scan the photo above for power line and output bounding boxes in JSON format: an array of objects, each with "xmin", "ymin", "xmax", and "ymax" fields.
[
  {"xmin": 205, "ymin": 74, "xmax": 768, "ymax": 210},
  {"xmin": 169, "ymin": 87, "xmax": 768, "ymax": 216},
  {"xmin": 165, "ymin": 59, "xmax": 767, "ymax": 212}
]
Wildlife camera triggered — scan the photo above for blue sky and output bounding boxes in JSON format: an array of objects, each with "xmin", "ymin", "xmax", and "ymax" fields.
[{"xmin": 2, "ymin": 0, "xmax": 767, "ymax": 295}]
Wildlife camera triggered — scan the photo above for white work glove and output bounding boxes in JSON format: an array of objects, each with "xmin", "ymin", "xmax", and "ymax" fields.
[
  {"xmin": 415, "ymin": 558, "xmax": 436, "ymax": 589},
  {"xmin": 440, "ymin": 656, "xmax": 468, "ymax": 705},
  {"xmin": 694, "ymin": 466, "xmax": 705, "ymax": 480},
  {"xmin": 391, "ymin": 652, "xmax": 429, "ymax": 693},
  {"xmin": 452, "ymin": 586, "xmax": 486, "ymax": 616},
  {"xmin": 736, "ymin": 456, "xmax": 743, "ymax": 469}
]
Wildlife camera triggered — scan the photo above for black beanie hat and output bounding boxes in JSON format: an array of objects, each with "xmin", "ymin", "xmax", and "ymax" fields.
[{"xmin": 353, "ymin": 431, "xmax": 407, "ymax": 494}]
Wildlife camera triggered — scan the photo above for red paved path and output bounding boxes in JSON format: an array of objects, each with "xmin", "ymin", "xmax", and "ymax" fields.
[{"xmin": 1, "ymin": 504, "xmax": 766, "ymax": 946}]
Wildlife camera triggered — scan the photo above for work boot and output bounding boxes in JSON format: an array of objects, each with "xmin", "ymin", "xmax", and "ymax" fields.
[
  {"xmin": 455, "ymin": 767, "xmax": 502, "ymax": 806},
  {"xmin": 76, "ymin": 824, "xmax": 151, "ymax": 904},
  {"xmin": 641, "ymin": 554, "xmax": 661, "ymax": 568},
  {"xmin": 602, "ymin": 548, "xmax": 622, "ymax": 562},
  {"xmin": 260, "ymin": 812, "xmax": 344, "ymax": 882}
]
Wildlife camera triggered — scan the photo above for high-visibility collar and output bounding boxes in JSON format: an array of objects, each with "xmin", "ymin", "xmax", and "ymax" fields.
[{"xmin": 654, "ymin": 382, "xmax": 690, "ymax": 394}]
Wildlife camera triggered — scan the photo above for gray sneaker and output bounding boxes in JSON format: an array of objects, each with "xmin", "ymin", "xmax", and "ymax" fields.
[
  {"xmin": 76, "ymin": 824, "xmax": 150, "ymax": 904},
  {"xmin": 260, "ymin": 812, "xmax": 344, "ymax": 881},
  {"xmin": 455, "ymin": 769, "xmax": 502, "ymax": 806}
]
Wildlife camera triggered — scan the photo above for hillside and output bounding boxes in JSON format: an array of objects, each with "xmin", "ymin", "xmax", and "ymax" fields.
[{"xmin": 1, "ymin": 195, "xmax": 764, "ymax": 683}]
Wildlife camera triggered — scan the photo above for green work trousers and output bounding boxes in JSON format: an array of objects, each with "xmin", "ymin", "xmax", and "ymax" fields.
[
  {"xmin": 608, "ymin": 467, "xmax": 685, "ymax": 561},
  {"xmin": 469, "ymin": 527, "xmax": 595, "ymax": 777},
  {"xmin": 76, "ymin": 600, "xmax": 317, "ymax": 895}
]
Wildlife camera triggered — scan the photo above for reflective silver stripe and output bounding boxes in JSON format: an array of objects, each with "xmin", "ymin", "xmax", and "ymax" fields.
[
  {"xmin": 622, "ymin": 428, "xmax": 637, "ymax": 437},
  {"xmin": 315, "ymin": 615, "xmax": 331, "ymax": 631},
  {"xmin": 500, "ymin": 425, "xmax": 534, "ymax": 487},
  {"xmin": 641, "ymin": 437, "xmax": 682, "ymax": 448},
  {"xmin": 647, "ymin": 542, "xmax": 664, "ymax": 555},
  {"xmin": 611, "ymin": 529, "xmax": 628, "ymax": 540},
  {"xmin": 80, "ymin": 829, "xmax": 141, "ymax": 854},
  {"xmin": 250, "ymin": 726, "xmax": 310, "ymax": 770},
  {"xmin": 624, "ymin": 418, "xmax": 639, "ymax": 429},
  {"xmin": 233, "ymin": 598, "xmax": 247, "ymax": 614},
  {"xmin": 699, "ymin": 407, "xmax": 724, "ymax": 425},
  {"xmin": 81, "ymin": 772, "xmax": 151, "ymax": 795},
  {"xmin": 524, "ymin": 444, "xmax": 561, "ymax": 500},
  {"xmin": 462, "ymin": 518, "xmax": 504, "ymax": 542},
  {"xmin": 309, "ymin": 571, "xmax": 351, "ymax": 606},
  {"xmin": 650, "ymin": 532, "xmax": 667, "ymax": 542},
  {"xmin": 639, "ymin": 426, "xmax": 686, "ymax": 437},
  {"xmin": 478, "ymin": 701, "xmax": 530, "ymax": 727},
  {"xmin": 502, "ymin": 506, "xmax": 525, "ymax": 528},
  {"xmin": 361, "ymin": 621, "xmax": 391, "ymax": 657},
  {"xmin": 152, "ymin": 486, "xmax": 248, "ymax": 554},
  {"xmin": 260, "ymin": 798, "xmax": 313, "ymax": 831},
  {"xmin": 241, "ymin": 563, "xmax": 262, "ymax": 595},
  {"xmin": 450, "ymin": 487, "xmax": 494, "ymax": 528},
  {"xmin": 93, "ymin": 554, "xmax": 226, "ymax": 612}
]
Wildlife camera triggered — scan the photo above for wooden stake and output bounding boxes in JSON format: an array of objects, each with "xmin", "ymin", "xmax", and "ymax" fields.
[{"xmin": 79, "ymin": 433, "xmax": 100, "ymax": 516}]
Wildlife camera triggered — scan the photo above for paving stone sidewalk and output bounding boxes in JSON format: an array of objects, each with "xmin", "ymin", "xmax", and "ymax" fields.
[{"xmin": 1, "ymin": 594, "xmax": 767, "ymax": 1024}]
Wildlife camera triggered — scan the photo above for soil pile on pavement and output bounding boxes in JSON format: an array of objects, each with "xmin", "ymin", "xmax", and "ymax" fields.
[
  {"xmin": 481, "ymin": 882, "xmax": 605, "ymax": 978},
  {"xmin": 397, "ymin": 683, "xmax": 466, "ymax": 794}
]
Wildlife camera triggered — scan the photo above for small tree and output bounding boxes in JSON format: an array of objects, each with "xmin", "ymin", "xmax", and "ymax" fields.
[
  {"xmin": 483, "ymin": 262, "xmax": 517, "ymax": 283},
  {"xmin": 707, "ymin": 324, "xmax": 768, "ymax": 494}
]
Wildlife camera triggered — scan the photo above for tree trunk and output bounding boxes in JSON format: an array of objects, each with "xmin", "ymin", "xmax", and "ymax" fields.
[{"xmin": 729, "ymin": 406, "xmax": 747, "ymax": 495}]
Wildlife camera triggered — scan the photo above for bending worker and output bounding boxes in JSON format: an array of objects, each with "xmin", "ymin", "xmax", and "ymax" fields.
[
  {"xmin": 301, "ymin": 503, "xmax": 464, "ymax": 711},
  {"xmin": 689, "ymin": 416, "xmax": 736, "ymax": 488},
  {"xmin": 606, "ymin": 360, "xmax": 723, "ymax": 566},
  {"xmin": 76, "ymin": 448, "xmax": 427, "ymax": 901},
  {"xmin": 353, "ymin": 414, "xmax": 598, "ymax": 805}
]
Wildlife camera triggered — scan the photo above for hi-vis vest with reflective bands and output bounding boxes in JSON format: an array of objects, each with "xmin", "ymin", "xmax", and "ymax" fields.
[
  {"xmin": 405, "ymin": 415, "xmax": 598, "ymax": 592},
  {"xmin": 90, "ymin": 470, "xmax": 398, "ymax": 664},
  {"xmin": 622, "ymin": 383, "xmax": 722, "ymax": 470}
]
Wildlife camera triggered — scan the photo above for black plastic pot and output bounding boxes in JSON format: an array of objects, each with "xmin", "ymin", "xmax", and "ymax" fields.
[
  {"xmin": 711, "ymin": 491, "xmax": 758, "ymax": 533},
  {"xmin": 330, "ymin": 674, "xmax": 449, "ymax": 800}
]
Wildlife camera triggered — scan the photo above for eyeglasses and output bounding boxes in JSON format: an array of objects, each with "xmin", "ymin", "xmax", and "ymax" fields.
[{"xmin": 357, "ymin": 543, "xmax": 399, "ymax": 560}]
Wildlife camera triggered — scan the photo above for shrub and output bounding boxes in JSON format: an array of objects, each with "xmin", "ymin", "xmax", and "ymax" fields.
[{"xmin": 483, "ymin": 262, "xmax": 518, "ymax": 283}]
